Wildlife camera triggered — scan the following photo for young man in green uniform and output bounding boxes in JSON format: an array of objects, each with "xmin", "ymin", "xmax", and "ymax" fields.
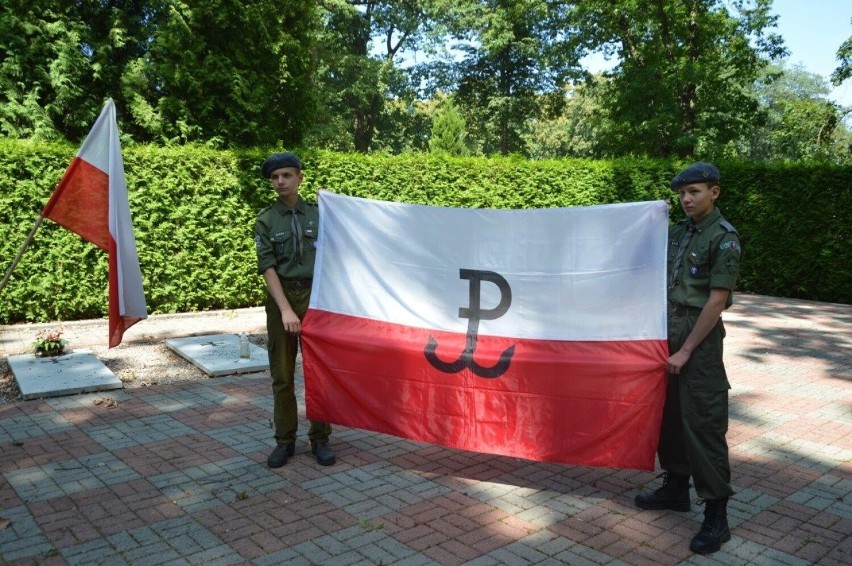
[
  {"xmin": 634, "ymin": 162, "xmax": 742, "ymax": 555},
  {"xmin": 255, "ymin": 152, "xmax": 334, "ymax": 468}
]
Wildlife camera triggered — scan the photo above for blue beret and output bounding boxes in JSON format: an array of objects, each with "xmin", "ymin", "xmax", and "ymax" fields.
[
  {"xmin": 261, "ymin": 152, "xmax": 302, "ymax": 178},
  {"xmin": 670, "ymin": 162, "xmax": 720, "ymax": 190}
]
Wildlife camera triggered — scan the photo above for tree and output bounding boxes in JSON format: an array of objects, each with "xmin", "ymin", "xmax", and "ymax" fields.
[
  {"xmin": 309, "ymin": 1, "xmax": 428, "ymax": 153},
  {"xmin": 574, "ymin": 0, "xmax": 786, "ymax": 157},
  {"xmin": 372, "ymin": 96, "xmax": 434, "ymax": 154},
  {"xmin": 429, "ymin": 97, "xmax": 470, "ymax": 156},
  {"xmin": 522, "ymin": 80, "xmax": 604, "ymax": 159},
  {"xmin": 0, "ymin": 0, "xmax": 158, "ymax": 141},
  {"xmin": 424, "ymin": 0, "xmax": 583, "ymax": 156},
  {"xmin": 125, "ymin": 0, "xmax": 317, "ymax": 147},
  {"xmin": 0, "ymin": 0, "xmax": 318, "ymax": 147},
  {"xmin": 831, "ymin": 20, "xmax": 852, "ymax": 86},
  {"xmin": 727, "ymin": 63, "xmax": 851, "ymax": 162}
]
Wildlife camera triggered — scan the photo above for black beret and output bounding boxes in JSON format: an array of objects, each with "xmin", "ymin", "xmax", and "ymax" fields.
[
  {"xmin": 261, "ymin": 152, "xmax": 303, "ymax": 178},
  {"xmin": 670, "ymin": 162, "xmax": 720, "ymax": 190}
]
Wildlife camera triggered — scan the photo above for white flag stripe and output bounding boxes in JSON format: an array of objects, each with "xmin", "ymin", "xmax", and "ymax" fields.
[
  {"xmin": 312, "ymin": 191, "xmax": 667, "ymax": 341},
  {"xmin": 75, "ymin": 108, "xmax": 112, "ymax": 174},
  {"xmin": 102, "ymin": 102, "xmax": 144, "ymax": 318}
]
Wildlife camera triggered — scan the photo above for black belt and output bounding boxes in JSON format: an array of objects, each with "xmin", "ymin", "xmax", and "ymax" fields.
[
  {"xmin": 667, "ymin": 302, "xmax": 703, "ymax": 317},
  {"xmin": 281, "ymin": 278, "xmax": 312, "ymax": 290}
]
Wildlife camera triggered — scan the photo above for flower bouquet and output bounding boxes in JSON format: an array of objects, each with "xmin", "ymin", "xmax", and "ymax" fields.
[{"xmin": 32, "ymin": 329, "xmax": 69, "ymax": 357}]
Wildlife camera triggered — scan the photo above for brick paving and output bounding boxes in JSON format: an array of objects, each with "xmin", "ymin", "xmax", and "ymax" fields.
[{"xmin": 1, "ymin": 294, "xmax": 850, "ymax": 565}]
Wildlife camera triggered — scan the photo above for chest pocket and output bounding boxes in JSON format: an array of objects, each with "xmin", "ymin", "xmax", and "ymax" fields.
[
  {"xmin": 687, "ymin": 246, "xmax": 711, "ymax": 279},
  {"xmin": 303, "ymin": 226, "xmax": 318, "ymax": 247},
  {"xmin": 270, "ymin": 232, "xmax": 292, "ymax": 263}
]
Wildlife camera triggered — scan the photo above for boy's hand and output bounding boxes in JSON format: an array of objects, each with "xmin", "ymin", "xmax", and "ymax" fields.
[
  {"xmin": 281, "ymin": 309, "xmax": 301, "ymax": 333},
  {"xmin": 667, "ymin": 350, "xmax": 691, "ymax": 374}
]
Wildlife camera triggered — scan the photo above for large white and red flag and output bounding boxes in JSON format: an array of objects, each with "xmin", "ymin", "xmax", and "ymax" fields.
[
  {"xmin": 302, "ymin": 191, "xmax": 669, "ymax": 470},
  {"xmin": 41, "ymin": 98, "xmax": 147, "ymax": 347}
]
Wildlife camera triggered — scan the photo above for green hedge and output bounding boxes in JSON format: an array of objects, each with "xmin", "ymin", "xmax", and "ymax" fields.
[
  {"xmin": 715, "ymin": 163, "xmax": 851, "ymax": 303},
  {"xmin": 0, "ymin": 140, "xmax": 848, "ymax": 325}
]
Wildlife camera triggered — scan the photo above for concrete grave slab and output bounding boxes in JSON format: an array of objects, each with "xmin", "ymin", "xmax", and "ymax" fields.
[
  {"xmin": 8, "ymin": 349, "xmax": 123, "ymax": 400},
  {"xmin": 165, "ymin": 334, "xmax": 268, "ymax": 377}
]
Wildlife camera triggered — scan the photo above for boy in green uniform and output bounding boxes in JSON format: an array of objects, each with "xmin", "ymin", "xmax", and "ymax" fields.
[
  {"xmin": 634, "ymin": 162, "xmax": 742, "ymax": 555},
  {"xmin": 255, "ymin": 152, "xmax": 334, "ymax": 468}
]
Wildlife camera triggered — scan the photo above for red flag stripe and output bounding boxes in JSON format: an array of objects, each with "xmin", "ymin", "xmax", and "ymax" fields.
[
  {"xmin": 303, "ymin": 309, "xmax": 667, "ymax": 470},
  {"xmin": 107, "ymin": 236, "xmax": 143, "ymax": 348},
  {"xmin": 42, "ymin": 158, "xmax": 110, "ymax": 251}
]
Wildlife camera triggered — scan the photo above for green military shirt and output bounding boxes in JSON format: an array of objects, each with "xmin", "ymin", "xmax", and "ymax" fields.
[
  {"xmin": 667, "ymin": 208, "xmax": 741, "ymax": 309},
  {"xmin": 255, "ymin": 197, "xmax": 319, "ymax": 280}
]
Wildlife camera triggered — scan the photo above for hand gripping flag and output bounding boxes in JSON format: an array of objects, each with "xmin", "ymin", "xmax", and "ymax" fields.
[
  {"xmin": 302, "ymin": 191, "xmax": 669, "ymax": 470},
  {"xmin": 41, "ymin": 99, "xmax": 147, "ymax": 347}
]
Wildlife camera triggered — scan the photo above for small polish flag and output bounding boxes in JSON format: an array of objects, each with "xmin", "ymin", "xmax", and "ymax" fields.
[{"xmin": 42, "ymin": 98, "xmax": 146, "ymax": 347}]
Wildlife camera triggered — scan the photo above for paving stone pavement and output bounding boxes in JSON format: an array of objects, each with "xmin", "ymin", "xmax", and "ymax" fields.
[{"xmin": 1, "ymin": 294, "xmax": 850, "ymax": 565}]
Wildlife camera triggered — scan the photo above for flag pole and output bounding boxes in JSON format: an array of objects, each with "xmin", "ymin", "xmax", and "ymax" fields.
[{"xmin": 0, "ymin": 214, "xmax": 45, "ymax": 295}]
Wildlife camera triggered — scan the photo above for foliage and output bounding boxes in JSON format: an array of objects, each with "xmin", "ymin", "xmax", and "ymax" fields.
[
  {"xmin": 423, "ymin": 0, "xmax": 583, "ymax": 156},
  {"xmin": 0, "ymin": 0, "xmax": 165, "ymax": 142},
  {"xmin": 717, "ymin": 162, "xmax": 851, "ymax": 302},
  {"xmin": 2, "ymin": 0, "xmax": 848, "ymax": 164},
  {"xmin": 573, "ymin": 0, "xmax": 787, "ymax": 158},
  {"xmin": 0, "ymin": 0, "xmax": 317, "ymax": 147},
  {"xmin": 831, "ymin": 20, "xmax": 852, "ymax": 86},
  {"xmin": 31, "ymin": 328, "xmax": 68, "ymax": 356},
  {"xmin": 721, "ymin": 63, "xmax": 851, "ymax": 162},
  {"xmin": 124, "ymin": 0, "xmax": 317, "ymax": 147},
  {"xmin": 522, "ymin": 82, "xmax": 603, "ymax": 159},
  {"xmin": 520, "ymin": 62, "xmax": 852, "ymax": 163},
  {"xmin": 429, "ymin": 97, "xmax": 470, "ymax": 156},
  {"xmin": 2, "ymin": 141, "xmax": 849, "ymax": 326},
  {"xmin": 372, "ymin": 97, "xmax": 433, "ymax": 154},
  {"xmin": 309, "ymin": 1, "xmax": 426, "ymax": 152},
  {"xmin": 1, "ymin": 1, "xmax": 104, "ymax": 140}
]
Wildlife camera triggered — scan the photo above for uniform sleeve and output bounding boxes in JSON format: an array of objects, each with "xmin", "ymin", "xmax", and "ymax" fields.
[
  {"xmin": 709, "ymin": 231, "xmax": 742, "ymax": 290},
  {"xmin": 255, "ymin": 216, "xmax": 277, "ymax": 275}
]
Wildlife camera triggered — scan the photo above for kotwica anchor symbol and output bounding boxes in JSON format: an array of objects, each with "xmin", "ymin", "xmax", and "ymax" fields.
[{"xmin": 424, "ymin": 269, "xmax": 515, "ymax": 378}]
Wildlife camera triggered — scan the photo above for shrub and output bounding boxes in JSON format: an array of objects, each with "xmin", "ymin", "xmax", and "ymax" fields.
[{"xmin": 0, "ymin": 140, "xmax": 848, "ymax": 326}]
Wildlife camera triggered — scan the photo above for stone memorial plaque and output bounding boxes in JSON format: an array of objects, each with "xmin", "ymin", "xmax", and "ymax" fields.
[
  {"xmin": 8, "ymin": 349, "xmax": 123, "ymax": 400},
  {"xmin": 165, "ymin": 334, "xmax": 268, "ymax": 376}
]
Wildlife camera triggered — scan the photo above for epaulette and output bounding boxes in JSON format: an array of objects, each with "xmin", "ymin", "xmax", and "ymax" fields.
[
  {"xmin": 719, "ymin": 220, "xmax": 738, "ymax": 233},
  {"xmin": 257, "ymin": 204, "xmax": 274, "ymax": 218}
]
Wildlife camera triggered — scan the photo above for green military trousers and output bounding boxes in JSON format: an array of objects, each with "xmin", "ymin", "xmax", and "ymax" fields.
[
  {"xmin": 266, "ymin": 288, "xmax": 331, "ymax": 445},
  {"xmin": 658, "ymin": 313, "xmax": 735, "ymax": 500}
]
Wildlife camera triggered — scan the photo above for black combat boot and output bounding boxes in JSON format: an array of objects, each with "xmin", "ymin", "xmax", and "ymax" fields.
[
  {"xmin": 266, "ymin": 443, "xmax": 295, "ymax": 468},
  {"xmin": 310, "ymin": 442, "xmax": 336, "ymax": 466},
  {"xmin": 634, "ymin": 472, "xmax": 692, "ymax": 511},
  {"xmin": 690, "ymin": 498, "xmax": 731, "ymax": 555}
]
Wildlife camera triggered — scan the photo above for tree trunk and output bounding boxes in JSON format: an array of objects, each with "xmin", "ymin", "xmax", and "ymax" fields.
[
  {"xmin": 677, "ymin": 0, "xmax": 701, "ymax": 157},
  {"xmin": 353, "ymin": 109, "xmax": 373, "ymax": 153}
]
